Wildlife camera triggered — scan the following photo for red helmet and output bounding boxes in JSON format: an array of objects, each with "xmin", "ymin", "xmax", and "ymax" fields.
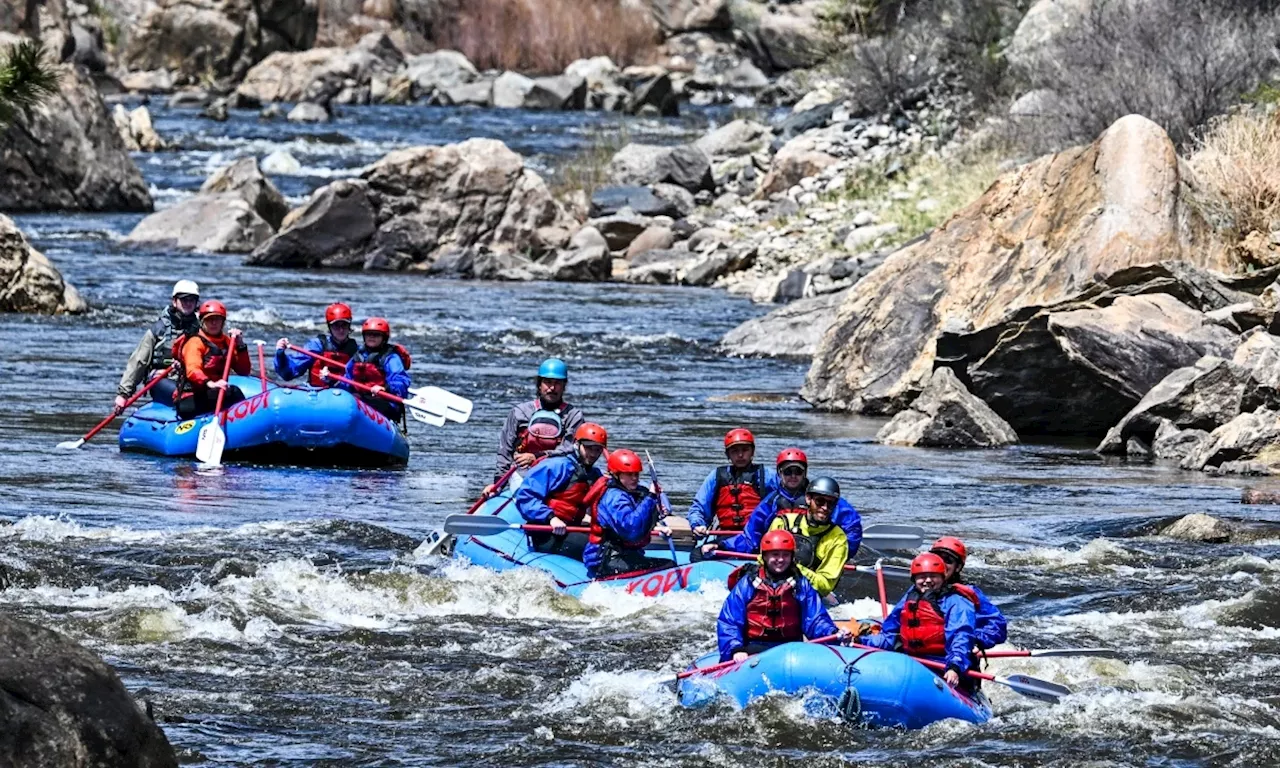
[
  {"xmin": 724, "ymin": 428, "xmax": 755, "ymax": 450},
  {"xmin": 910, "ymin": 553, "xmax": 947, "ymax": 577},
  {"xmin": 325, "ymin": 303, "xmax": 353, "ymax": 324},
  {"xmin": 574, "ymin": 422, "xmax": 608, "ymax": 448},
  {"xmin": 776, "ymin": 447, "xmax": 807, "ymax": 468},
  {"xmin": 607, "ymin": 449, "xmax": 642, "ymax": 474},
  {"xmin": 198, "ymin": 300, "xmax": 227, "ymax": 320},
  {"xmin": 931, "ymin": 536, "xmax": 967, "ymax": 565},
  {"xmin": 761, "ymin": 529, "xmax": 796, "ymax": 553},
  {"xmin": 362, "ymin": 317, "xmax": 391, "ymax": 337}
]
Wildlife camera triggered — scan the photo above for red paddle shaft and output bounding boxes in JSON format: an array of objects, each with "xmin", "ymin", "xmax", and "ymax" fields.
[
  {"xmin": 876, "ymin": 560, "xmax": 890, "ymax": 619},
  {"xmin": 211, "ymin": 332, "xmax": 241, "ymax": 426},
  {"xmin": 469, "ymin": 465, "xmax": 519, "ymax": 514},
  {"xmin": 255, "ymin": 341, "xmax": 268, "ymax": 389},
  {"xmin": 78, "ymin": 364, "xmax": 176, "ymax": 443},
  {"xmin": 677, "ymin": 633, "xmax": 842, "ymax": 680},
  {"xmin": 849, "ymin": 642, "xmax": 998, "ymax": 684},
  {"xmin": 287, "ymin": 343, "xmax": 408, "ymax": 407},
  {"xmin": 710, "ymin": 549, "xmax": 859, "ymax": 573},
  {"xmin": 285, "ymin": 342, "xmax": 348, "ymax": 372}
]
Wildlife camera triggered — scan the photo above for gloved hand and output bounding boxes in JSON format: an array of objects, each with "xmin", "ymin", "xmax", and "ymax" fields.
[{"xmin": 276, "ymin": 338, "xmax": 289, "ymax": 351}]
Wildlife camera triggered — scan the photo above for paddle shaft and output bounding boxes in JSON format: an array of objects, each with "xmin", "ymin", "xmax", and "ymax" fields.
[
  {"xmin": 78, "ymin": 364, "xmax": 176, "ymax": 444},
  {"xmin": 211, "ymin": 332, "xmax": 241, "ymax": 426},
  {"xmin": 286, "ymin": 342, "xmax": 346, "ymax": 372},
  {"xmin": 850, "ymin": 642, "xmax": 1001, "ymax": 686},
  {"xmin": 255, "ymin": 341, "xmax": 267, "ymax": 389},
  {"xmin": 320, "ymin": 367, "xmax": 409, "ymax": 407},
  {"xmin": 710, "ymin": 549, "xmax": 859, "ymax": 573},
  {"xmin": 677, "ymin": 633, "xmax": 841, "ymax": 680},
  {"xmin": 470, "ymin": 466, "xmax": 518, "ymax": 514},
  {"xmin": 875, "ymin": 559, "xmax": 889, "ymax": 619},
  {"xmin": 645, "ymin": 450, "xmax": 685, "ymax": 590},
  {"xmin": 983, "ymin": 648, "xmax": 1119, "ymax": 659}
]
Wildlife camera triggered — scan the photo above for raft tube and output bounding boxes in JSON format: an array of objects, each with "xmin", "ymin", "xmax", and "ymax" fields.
[
  {"xmin": 678, "ymin": 643, "xmax": 992, "ymax": 729},
  {"xmin": 119, "ymin": 376, "xmax": 410, "ymax": 467},
  {"xmin": 452, "ymin": 482, "xmax": 737, "ymax": 597}
]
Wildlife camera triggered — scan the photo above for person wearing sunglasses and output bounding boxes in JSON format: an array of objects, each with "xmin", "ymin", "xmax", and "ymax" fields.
[
  {"xmin": 930, "ymin": 537, "xmax": 1007, "ymax": 652},
  {"xmin": 687, "ymin": 428, "xmax": 772, "ymax": 536},
  {"xmin": 116, "ymin": 279, "xmax": 202, "ymax": 408},
  {"xmin": 274, "ymin": 302, "xmax": 358, "ymax": 387}
]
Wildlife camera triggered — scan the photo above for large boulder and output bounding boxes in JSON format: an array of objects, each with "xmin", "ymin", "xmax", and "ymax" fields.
[
  {"xmin": 646, "ymin": 0, "xmax": 730, "ymax": 33},
  {"xmin": 235, "ymin": 31, "xmax": 403, "ymax": 104},
  {"xmin": 756, "ymin": 2, "xmax": 827, "ymax": 71},
  {"xmin": 720, "ymin": 289, "xmax": 846, "ymax": 358},
  {"xmin": 0, "ymin": 614, "xmax": 177, "ymax": 768},
  {"xmin": 695, "ymin": 119, "xmax": 772, "ymax": 158},
  {"xmin": 876, "ymin": 367, "xmax": 1019, "ymax": 448},
  {"xmin": 0, "ymin": 215, "xmax": 88, "ymax": 314},
  {"xmin": 123, "ymin": 0, "xmax": 318, "ymax": 82},
  {"xmin": 200, "ymin": 157, "xmax": 289, "ymax": 228},
  {"xmin": 758, "ymin": 133, "xmax": 837, "ymax": 198},
  {"xmin": 124, "ymin": 194, "xmax": 275, "ymax": 253},
  {"xmin": 1007, "ymin": 0, "xmax": 1091, "ymax": 73},
  {"xmin": 1181, "ymin": 408, "xmax": 1280, "ymax": 473},
  {"xmin": 403, "ymin": 49, "xmax": 477, "ymax": 94},
  {"xmin": 802, "ymin": 115, "xmax": 1239, "ymax": 417},
  {"xmin": 608, "ymin": 143, "xmax": 713, "ymax": 193},
  {"xmin": 0, "ymin": 65, "xmax": 151, "ymax": 212},
  {"xmin": 248, "ymin": 138, "xmax": 572, "ymax": 272}
]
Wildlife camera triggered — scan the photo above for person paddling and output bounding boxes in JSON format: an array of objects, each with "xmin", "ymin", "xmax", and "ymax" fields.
[
  {"xmin": 931, "ymin": 536, "xmax": 1008, "ymax": 651},
  {"xmin": 116, "ymin": 279, "xmax": 201, "ymax": 408},
  {"xmin": 339, "ymin": 317, "xmax": 411, "ymax": 421},
  {"xmin": 716, "ymin": 530, "xmax": 846, "ymax": 662},
  {"xmin": 513, "ymin": 423, "xmax": 607, "ymax": 557},
  {"xmin": 583, "ymin": 449, "xmax": 675, "ymax": 578},
  {"xmin": 729, "ymin": 448, "xmax": 865, "ymax": 558},
  {"xmin": 860, "ymin": 552, "xmax": 979, "ymax": 690},
  {"xmin": 687, "ymin": 428, "xmax": 772, "ymax": 535},
  {"xmin": 491, "ymin": 358, "xmax": 586, "ymax": 488},
  {"xmin": 275, "ymin": 302, "xmax": 358, "ymax": 387},
  {"xmin": 175, "ymin": 300, "xmax": 250, "ymax": 418}
]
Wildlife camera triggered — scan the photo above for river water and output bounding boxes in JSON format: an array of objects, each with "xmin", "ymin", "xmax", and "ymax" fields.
[{"xmin": 2, "ymin": 104, "xmax": 1279, "ymax": 767}]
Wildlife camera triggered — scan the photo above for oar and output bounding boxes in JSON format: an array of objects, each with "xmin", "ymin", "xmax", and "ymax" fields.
[
  {"xmin": 468, "ymin": 465, "xmax": 518, "ymax": 514},
  {"xmin": 703, "ymin": 523, "xmax": 924, "ymax": 551},
  {"xmin": 195, "ymin": 331, "xmax": 240, "ymax": 466},
  {"xmin": 444, "ymin": 514, "xmax": 685, "ymax": 540},
  {"xmin": 318, "ymin": 368, "xmax": 445, "ymax": 426},
  {"xmin": 710, "ymin": 549, "xmax": 867, "ymax": 573},
  {"xmin": 849, "ymin": 643, "xmax": 1072, "ymax": 703},
  {"xmin": 288, "ymin": 343, "xmax": 471, "ymax": 424},
  {"xmin": 676, "ymin": 633, "xmax": 841, "ymax": 681},
  {"xmin": 58, "ymin": 364, "xmax": 176, "ymax": 449},
  {"xmin": 984, "ymin": 648, "xmax": 1121, "ymax": 659},
  {"xmin": 875, "ymin": 558, "xmax": 889, "ymax": 619},
  {"xmin": 254, "ymin": 340, "xmax": 268, "ymax": 390},
  {"xmin": 646, "ymin": 450, "xmax": 684, "ymax": 589}
]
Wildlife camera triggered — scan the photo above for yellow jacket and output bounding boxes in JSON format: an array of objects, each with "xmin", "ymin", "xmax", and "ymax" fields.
[{"xmin": 762, "ymin": 512, "xmax": 848, "ymax": 596}]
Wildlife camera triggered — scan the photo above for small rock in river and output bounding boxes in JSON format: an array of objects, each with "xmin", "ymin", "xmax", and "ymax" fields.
[{"xmin": 1161, "ymin": 512, "xmax": 1235, "ymax": 543}]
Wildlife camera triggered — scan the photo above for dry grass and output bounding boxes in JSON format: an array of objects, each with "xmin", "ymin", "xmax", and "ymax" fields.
[
  {"xmin": 1190, "ymin": 109, "xmax": 1280, "ymax": 265},
  {"xmin": 547, "ymin": 123, "xmax": 631, "ymax": 198},
  {"xmin": 434, "ymin": 0, "xmax": 660, "ymax": 75}
]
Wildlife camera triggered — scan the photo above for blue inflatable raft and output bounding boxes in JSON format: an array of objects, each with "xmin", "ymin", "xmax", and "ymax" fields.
[
  {"xmin": 119, "ymin": 375, "xmax": 410, "ymax": 467},
  {"xmin": 450, "ymin": 481, "xmax": 737, "ymax": 598},
  {"xmin": 678, "ymin": 643, "xmax": 992, "ymax": 729}
]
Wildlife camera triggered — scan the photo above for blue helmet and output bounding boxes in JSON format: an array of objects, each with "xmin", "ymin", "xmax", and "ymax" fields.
[{"xmin": 537, "ymin": 357, "xmax": 568, "ymax": 380}]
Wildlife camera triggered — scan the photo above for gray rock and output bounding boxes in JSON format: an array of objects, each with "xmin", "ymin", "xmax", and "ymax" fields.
[
  {"xmin": 125, "ymin": 193, "xmax": 275, "ymax": 253},
  {"xmin": 626, "ymin": 73, "xmax": 678, "ymax": 117},
  {"xmin": 167, "ymin": 89, "xmax": 211, "ymax": 108},
  {"xmin": 202, "ymin": 98, "xmax": 230, "ymax": 121},
  {"xmin": 201, "ymin": 157, "xmax": 289, "ymax": 229},
  {"xmin": 0, "ymin": 614, "xmax": 177, "ymax": 768},
  {"xmin": 695, "ymin": 119, "xmax": 772, "ymax": 158},
  {"xmin": 843, "ymin": 223, "xmax": 900, "ymax": 251},
  {"xmin": 248, "ymin": 180, "xmax": 378, "ymax": 267},
  {"xmin": 287, "ymin": 102, "xmax": 330, "ymax": 122},
  {"xmin": 592, "ymin": 212, "xmax": 652, "ymax": 251},
  {"xmin": 0, "ymin": 215, "xmax": 88, "ymax": 314},
  {"xmin": 565, "ymin": 56, "xmax": 621, "ymax": 90},
  {"xmin": 877, "ymin": 367, "xmax": 1019, "ymax": 447},
  {"xmin": 234, "ymin": 31, "xmax": 401, "ymax": 104},
  {"xmin": 441, "ymin": 79, "xmax": 494, "ymax": 107},
  {"xmin": 1181, "ymin": 407, "xmax": 1280, "ymax": 473},
  {"xmin": 524, "ymin": 74, "xmax": 587, "ymax": 110},
  {"xmin": 1160, "ymin": 512, "xmax": 1235, "ymax": 543},
  {"xmin": 608, "ymin": 143, "xmax": 714, "ymax": 193},
  {"xmin": 492, "ymin": 71, "xmax": 535, "ymax": 109},
  {"xmin": 569, "ymin": 226, "xmax": 608, "ymax": 251},
  {"xmin": 119, "ymin": 69, "xmax": 174, "ymax": 93},
  {"xmin": 590, "ymin": 186, "xmax": 684, "ymax": 218},
  {"xmin": 1151, "ymin": 420, "xmax": 1209, "ymax": 461},
  {"xmin": 646, "ymin": 0, "xmax": 731, "ymax": 32},
  {"xmin": 548, "ymin": 245, "xmax": 610, "ymax": 281},
  {"xmin": 404, "ymin": 49, "xmax": 478, "ymax": 93},
  {"xmin": 625, "ymin": 225, "xmax": 675, "ymax": 259},
  {"xmin": 651, "ymin": 183, "xmax": 695, "ymax": 218},
  {"xmin": 720, "ymin": 289, "xmax": 845, "ymax": 358},
  {"xmin": 1125, "ymin": 436, "xmax": 1151, "ymax": 457},
  {"xmin": 757, "ymin": 7, "xmax": 827, "ymax": 71}
]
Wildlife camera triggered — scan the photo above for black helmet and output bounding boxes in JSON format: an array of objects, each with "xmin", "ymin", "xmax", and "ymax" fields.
[{"xmin": 807, "ymin": 476, "xmax": 841, "ymax": 499}]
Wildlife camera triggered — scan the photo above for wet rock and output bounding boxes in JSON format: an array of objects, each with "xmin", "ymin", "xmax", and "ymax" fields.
[
  {"xmin": 720, "ymin": 292, "xmax": 847, "ymax": 358},
  {"xmin": 626, "ymin": 225, "xmax": 675, "ymax": 259},
  {"xmin": 646, "ymin": 0, "xmax": 730, "ymax": 32},
  {"xmin": 1182, "ymin": 408, "xmax": 1280, "ymax": 473},
  {"xmin": 524, "ymin": 74, "xmax": 587, "ymax": 110},
  {"xmin": 695, "ymin": 119, "xmax": 771, "ymax": 158},
  {"xmin": 566, "ymin": 56, "xmax": 621, "ymax": 91},
  {"xmin": 803, "ymin": 115, "xmax": 1239, "ymax": 418},
  {"xmin": 622, "ymin": 251, "xmax": 695, "ymax": 284},
  {"xmin": 125, "ymin": 194, "xmax": 275, "ymax": 253},
  {"xmin": 0, "ymin": 215, "xmax": 88, "ymax": 314},
  {"xmin": 547, "ymin": 245, "xmax": 610, "ymax": 281},
  {"xmin": 877, "ymin": 367, "xmax": 1019, "ymax": 448},
  {"xmin": 609, "ymin": 143, "xmax": 714, "ymax": 193},
  {"xmin": 627, "ymin": 73, "xmax": 678, "ymax": 117},
  {"xmin": 200, "ymin": 157, "xmax": 289, "ymax": 229},
  {"xmin": 758, "ymin": 134, "xmax": 837, "ymax": 198},
  {"xmin": 0, "ymin": 614, "xmax": 177, "ymax": 767},
  {"xmin": 441, "ymin": 79, "xmax": 493, "ymax": 107},
  {"xmin": 403, "ymin": 49, "xmax": 477, "ymax": 94},
  {"xmin": 112, "ymin": 104, "xmax": 165, "ymax": 151},
  {"xmin": 590, "ymin": 186, "xmax": 680, "ymax": 218},
  {"xmin": 248, "ymin": 179, "xmax": 376, "ymax": 268},
  {"xmin": 119, "ymin": 69, "xmax": 174, "ymax": 94},
  {"xmin": 775, "ymin": 101, "xmax": 838, "ymax": 141},
  {"xmin": 288, "ymin": 102, "xmax": 331, "ymax": 122},
  {"xmin": 492, "ymin": 71, "xmax": 535, "ymax": 108},
  {"xmin": 1241, "ymin": 488, "xmax": 1280, "ymax": 504},
  {"xmin": 236, "ymin": 32, "xmax": 403, "ymax": 104},
  {"xmin": 753, "ymin": 268, "xmax": 810, "ymax": 304},
  {"xmin": 167, "ymin": 89, "xmax": 211, "ymax": 108},
  {"xmin": 0, "ymin": 65, "xmax": 151, "ymax": 212},
  {"xmin": 1160, "ymin": 512, "xmax": 1235, "ymax": 543},
  {"xmin": 1151, "ymin": 420, "xmax": 1209, "ymax": 461},
  {"xmin": 261, "ymin": 150, "xmax": 301, "ymax": 174},
  {"xmin": 592, "ymin": 212, "xmax": 651, "ymax": 251},
  {"xmin": 202, "ymin": 98, "xmax": 230, "ymax": 121}
]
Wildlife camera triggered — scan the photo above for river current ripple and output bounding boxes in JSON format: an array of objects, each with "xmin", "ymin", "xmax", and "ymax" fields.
[{"xmin": 1, "ymin": 104, "xmax": 1279, "ymax": 767}]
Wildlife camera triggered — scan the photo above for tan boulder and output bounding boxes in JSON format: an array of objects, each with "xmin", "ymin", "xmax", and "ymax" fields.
[
  {"xmin": 757, "ymin": 134, "xmax": 837, "ymax": 198},
  {"xmin": 0, "ymin": 216, "xmax": 88, "ymax": 314},
  {"xmin": 802, "ymin": 114, "xmax": 1238, "ymax": 415}
]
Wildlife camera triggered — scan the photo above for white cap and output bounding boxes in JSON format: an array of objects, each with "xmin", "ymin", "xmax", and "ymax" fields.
[{"xmin": 171, "ymin": 279, "xmax": 200, "ymax": 298}]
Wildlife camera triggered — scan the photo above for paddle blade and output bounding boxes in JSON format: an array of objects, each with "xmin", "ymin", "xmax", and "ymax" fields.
[
  {"xmin": 442, "ymin": 514, "xmax": 519, "ymax": 536},
  {"xmin": 999, "ymin": 674, "xmax": 1073, "ymax": 703},
  {"xmin": 55, "ymin": 438, "xmax": 85, "ymax": 450},
  {"xmin": 1026, "ymin": 648, "xmax": 1121, "ymax": 659},
  {"xmin": 195, "ymin": 422, "xmax": 225, "ymax": 466},
  {"xmin": 404, "ymin": 396, "xmax": 447, "ymax": 427},
  {"xmin": 863, "ymin": 524, "xmax": 926, "ymax": 537},
  {"xmin": 409, "ymin": 386, "xmax": 472, "ymax": 423},
  {"xmin": 862, "ymin": 533, "xmax": 923, "ymax": 551}
]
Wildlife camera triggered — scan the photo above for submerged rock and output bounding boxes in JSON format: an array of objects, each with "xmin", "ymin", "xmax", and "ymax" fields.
[
  {"xmin": 876, "ymin": 368, "xmax": 1019, "ymax": 448},
  {"xmin": 0, "ymin": 215, "xmax": 88, "ymax": 314}
]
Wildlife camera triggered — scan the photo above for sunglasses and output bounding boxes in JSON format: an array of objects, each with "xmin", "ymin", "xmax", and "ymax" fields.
[
  {"xmin": 781, "ymin": 467, "xmax": 806, "ymax": 477},
  {"xmin": 808, "ymin": 495, "xmax": 836, "ymax": 509},
  {"xmin": 175, "ymin": 294, "xmax": 199, "ymax": 302},
  {"xmin": 330, "ymin": 321, "xmax": 352, "ymax": 328}
]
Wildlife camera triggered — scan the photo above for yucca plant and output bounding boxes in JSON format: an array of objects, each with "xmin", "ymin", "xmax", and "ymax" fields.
[{"xmin": 0, "ymin": 40, "xmax": 60, "ymax": 128}]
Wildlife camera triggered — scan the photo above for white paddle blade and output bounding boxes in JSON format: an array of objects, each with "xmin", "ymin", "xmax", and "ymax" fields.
[
  {"xmin": 409, "ymin": 386, "xmax": 472, "ymax": 423},
  {"xmin": 55, "ymin": 438, "xmax": 85, "ymax": 450},
  {"xmin": 405, "ymin": 396, "xmax": 447, "ymax": 427},
  {"xmin": 862, "ymin": 533, "xmax": 923, "ymax": 550},
  {"xmin": 195, "ymin": 422, "xmax": 225, "ymax": 466}
]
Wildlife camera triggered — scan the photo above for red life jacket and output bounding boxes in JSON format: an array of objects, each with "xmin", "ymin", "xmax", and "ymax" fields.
[
  {"xmin": 351, "ymin": 343, "xmax": 412, "ymax": 387},
  {"xmin": 175, "ymin": 332, "xmax": 231, "ymax": 395},
  {"xmin": 588, "ymin": 479, "xmax": 652, "ymax": 550},
  {"xmin": 516, "ymin": 401, "xmax": 569, "ymax": 454},
  {"xmin": 900, "ymin": 586, "xmax": 980, "ymax": 657},
  {"xmin": 712, "ymin": 464, "xmax": 765, "ymax": 530},
  {"xmin": 544, "ymin": 460, "xmax": 599, "ymax": 525},
  {"xmin": 744, "ymin": 574, "xmax": 803, "ymax": 644},
  {"xmin": 308, "ymin": 334, "xmax": 359, "ymax": 388}
]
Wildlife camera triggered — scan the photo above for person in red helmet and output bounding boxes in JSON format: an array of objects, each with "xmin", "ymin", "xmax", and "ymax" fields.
[
  {"xmin": 930, "ymin": 536, "xmax": 1008, "ymax": 650},
  {"xmin": 174, "ymin": 300, "xmax": 250, "ymax": 418},
  {"xmin": 274, "ymin": 302, "xmax": 359, "ymax": 387},
  {"xmin": 338, "ymin": 317, "xmax": 411, "ymax": 421},
  {"xmin": 715, "ymin": 529, "xmax": 846, "ymax": 662},
  {"xmin": 687, "ymin": 428, "xmax": 772, "ymax": 535},
  {"xmin": 514, "ymin": 423, "xmax": 608, "ymax": 557},
  {"xmin": 583, "ymin": 449, "xmax": 675, "ymax": 578},
  {"xmin": 860, "ymin": 552, "xmax": 979, "ymax": 689}
]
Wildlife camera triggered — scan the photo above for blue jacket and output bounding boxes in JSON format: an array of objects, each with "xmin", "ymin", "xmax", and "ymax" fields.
[
  {"xmin": 340, "ymin": 346, "xmax": 410, "ymax": 399},
  {"xmin": 716, "ymin": 569, "xmax": 838, "ymax": 661},
  {"xmin": 966, "ymin": 583, "xmax": 1008, "ymax": 650},
  {"xmin": 686, "ymin": 465, "xmax": 778, "ymax": 530},
  {"xmin": 719, "ymin": 491, "xmax": 863, "ymax": 557},
  {"xmin": 584, "ymin": 482, "xmax": 669, "ymax": 576},
  {"xmin": 862, "ymin": 588, "xmax": 977, "ymax": 673},
  {"xmin": 514, "ymin": 453, "xmax": 602, "ymax": 524},
  {"xmin": 274, "ymin": 335, "xmax": 345, "ymax": 381}
]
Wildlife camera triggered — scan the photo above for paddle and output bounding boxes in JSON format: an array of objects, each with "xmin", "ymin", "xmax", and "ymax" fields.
[
  {"xmin": 445, "ymin": 514, "xmax": 686, "ymax": 540},
  {"xmin": 195, "ymin": 331, "xmax": 240, "ymax": 466},
  {"xmin": 984, "ymin": 648, "xmax": 1121, "ymax": 659},
  {"xmin": 848, "ymin": 643, "xmax": 1072, "ymax": 703},
  {"xmin": 468, "ymin": 465, "xmax": 519, "ymax": 514},
  {"xmin": 710, "ymin": 549, "xmax": 866, "ymax": 573},
  {"xmin": 254, "ymin": 340, "xmax": 268, "ymax": 389},
  {"xmin": 58, "ymin": 364, "xmax": 177, "ymax": 449},
  {"xmin": 702, "ymin": 524, "xmax": 923, "ymax": 551},
  {"xmin": 645, "ymin": 450, "xmax": 684, "ymax": 588},
  {"xmin": 676, "ymin": 633, "xmax": 842, "ymax": 681},
  {"xmin": 287, "ymin": 343, "xmax": 472, "ymax": 424},
  {"xmin": 318, "ymin": 368, "xmax": 445, "ymax": 426},
  {"xmin": 875, "ymin": 558, "xmax": 889, "ymax": 619}
]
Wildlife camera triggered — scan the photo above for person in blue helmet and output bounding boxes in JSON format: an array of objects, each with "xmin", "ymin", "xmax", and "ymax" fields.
[
  {"xmin": 489, "ymin": 357, "xmax": 586, "ymax": 489},
  {"xmin": 930, "ymin": 536, "xmax": 1008, "ymax": 651},
  {"xmin": 860, "ymin": 552, "xmax": 978, "ymax": 690},
  {"xmin": 274, "ymin": 302, "xmax": 358, "ymax": 387},
  {"xmin": 514, "ymin": 423, "xmax": 607, "ymax": 557},
  {"xmin": 687, "ymin": 428, "xmax": 774, "ymax": 535},
  {"xmin": 583, "ymin": 449, "xmax": 675, "ymax": 578},
  {"xmin": 716, "ymin": 529, "xmax": 845, "ymax": 662}
]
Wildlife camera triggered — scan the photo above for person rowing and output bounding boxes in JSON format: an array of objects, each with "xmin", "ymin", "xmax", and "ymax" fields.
[
  {"xmin": 687, "ymin": 428, "xmax": 772, "ymax": 535},
  {"xmin": 174, "ymin": 300, "xmax": 249, "ymax": 418},
  {"xmin": 512, "ymin": 423, "xmax": 608, "ymax": 558},
  {"xmin": 930, "ymin": 536, "xmax": 1008, "ymax": 652},
  {"xmin": 490, "ymin": 357, "xmax": 586, "ymax": 490},
  {"xmin": 337, "ymin": 317, "xmax": 411, "ymax": 422},
  {"xmin": 274, "ymin": 302, "xmax": 357, "ymax": 387},
  {"xmin": 583, "ymin": 449, "xmax": 675, "ymax": 578},
  {"xmin": 116, "ymin": 279, "xmax": 200, "ymax": 409},
  {"xmin": 733, "ymin": 448, "xmax": 865, "ymax": 558}
]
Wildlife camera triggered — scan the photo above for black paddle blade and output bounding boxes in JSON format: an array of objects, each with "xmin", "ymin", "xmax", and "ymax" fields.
[{"xmin": 441, "ymin": 514, "xmax": 516, "ymax": 536}]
